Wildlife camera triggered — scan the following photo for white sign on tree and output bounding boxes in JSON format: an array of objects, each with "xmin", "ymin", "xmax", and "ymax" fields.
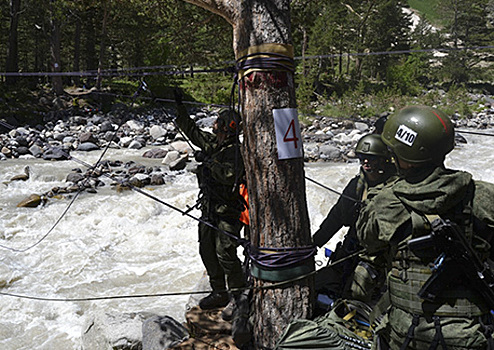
[{"xmin": 273, "ymin": 108, "xmax": 303, "ymax": 160}]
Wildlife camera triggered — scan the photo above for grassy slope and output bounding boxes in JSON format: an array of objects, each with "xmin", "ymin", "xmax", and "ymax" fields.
[{"xmin": 407, "ymin": 0, "xmax": 445, "ymax": 27}]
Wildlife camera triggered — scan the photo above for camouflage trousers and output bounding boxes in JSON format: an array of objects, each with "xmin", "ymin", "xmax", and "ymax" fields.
[{"xmin": 198, "ymin": 218, "xmax": 246, "ymax": 292}]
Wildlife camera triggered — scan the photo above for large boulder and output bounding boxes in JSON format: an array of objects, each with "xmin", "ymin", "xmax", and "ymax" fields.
[
  {"xmin": 143, "ymin": 148, "xmax": 168, "ymax": 159},
  {"xmin": 17, "ymin": 194, "xmax": 45, "ymax": 208},
  {"xmin": 42, "ymin": 146, "xmax": 70, "ymax": 161},
  {"xmin": 82, "ymin": 310, "xmax": 148, "ymax": 350},
  {"xmin": 168, "ymin": 155, "xmax": 188, "ymax": 171},
  {"xmin": 77, "ymin": 142, "xmax": 100, "ymax": 152},
  {"xmin": 149, "ymin": 125, "xmax": 167, "ymax": 140}
]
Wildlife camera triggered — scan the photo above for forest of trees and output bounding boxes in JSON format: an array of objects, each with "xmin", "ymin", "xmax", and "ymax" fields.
[{"xmin": 1, "ymin": 0, "xmax": 493, "ymax": 117}]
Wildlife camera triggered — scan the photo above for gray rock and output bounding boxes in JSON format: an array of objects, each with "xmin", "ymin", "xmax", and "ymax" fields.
[
  {"xmin": 129, "ymin": 173, "xmax": 151, "ymax": 187},
  {"xmin": 162, "ymin": 150, "xmax": 180, "ymax": 165},
  {"xmin": 100, "ymin": 121, "xmax": 114, "ymax": 133},
  {"xmin": 142, "ymin": 315, "xmax": 189, "ymax": 350},
  {"xmin": 170, "ymin": 140, "xmax": 193, "ymax": 154},
  {"xmin": 128, "ymin": 140, "xmax": 144, "ymax": 149},
  {"xmin": 103, "ymin": 131, "xmax": 118, "ymax": 142},
  {"xmin": 82, "ymin": 310, "xmax": 147, "ymax": 350},
  {"xmin": 66, "ymin": 173, "xmax": 85, "ymax": 183},
  {"xmin": 77, "ymin": 142, "xmax": 100, "ymax": 152},
  {"xmin": 119, "ymin": 137, "xmax": 133, "ymax": 147},
  {"xmin": 126, "ymin": 120, "xmax": 144, "ymax": 132},
  {"xmin": 303, "ymin": 143, "xmax": 320, "ymax": 161},
  {"xmin": 62, "ymin": 136, "xmax": 76, "ymax": 144},
  {"xmin": 42, "ymin": 146, "xmax": 70, "ymax": 161},
  {"xmin": 333, "ymin": 132, "xmax": 353, "ymax": 145},
  {"xmin": 16, "ymin": 146, "xmax": 30, "ymax": 155},
  {"xmin": 354, "ymin": 122, "xmax": 369, "ymax": 132},
  {"xmin": 150, "ymin": 173, "xmax": 165, "ymax": 185},
  {"xmin": 196, "ymin": 116, "xmax": 216, "ymax": 128},
  {"xmin": 15, "ymin": 135, "xmax": 29, "ymax": 146},
  {"xmin": 319, "ymin": 144, "xmax": 341, "ymax": 160},
  {"xmin": 169, "ymin": 155, "xmax": 188, "ymax": 171},
  {"xmin": 142, "ymin": 148, "xmax": 168, "ymax": 159},
  {"xmin": 79, "ymin": 132, "xmax": 99, "ymax": 144},
  {"xmin": 149, "ymin": 125, "xmax": 167, "ymax": 140},
  {"xmin": 53, "ymin": 132, "xmax": 67, "ymax": 141}
]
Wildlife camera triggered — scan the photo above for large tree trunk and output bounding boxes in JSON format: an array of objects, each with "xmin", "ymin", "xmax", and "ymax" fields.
[
  {"xmin": 183, "ymin": 1, "xmax": 313, "ymax": 348},
  {"xmin": 96, "ymin": 0, "xmax": 110, "ymax": 90},
  {"xmin": 73, "ymin": 18, "xmax": 82, "ymax": 86},
  {"xmin": 49, "ymin": 0, "xmax": 63, "ymax": 95},
  {"xmin": 5, "ymin": 0, "xmax": 21, "ymax": 86}
]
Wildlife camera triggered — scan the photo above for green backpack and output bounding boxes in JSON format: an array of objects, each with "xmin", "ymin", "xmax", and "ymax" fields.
[{"xmin": 275, "ymin": 299, "xmax": 376, "ymax": 350}]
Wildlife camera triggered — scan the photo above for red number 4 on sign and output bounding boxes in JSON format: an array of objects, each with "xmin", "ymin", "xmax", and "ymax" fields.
[{"xmin": 284, "ymin": 119, "xmax": 299, "ymax": 149}]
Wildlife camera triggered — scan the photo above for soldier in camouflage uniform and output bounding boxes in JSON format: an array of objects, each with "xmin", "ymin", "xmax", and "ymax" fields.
[
  {"xmin": 313, "ymin": 134, "xmax": 396, "ymax": 304},
  {"xmin": 357, "ymin": 105, "xmax": 494, "ymax": 349},
  {"xmin": 175, "ymin": 100, "xmax": 246, "ymax": 311}
]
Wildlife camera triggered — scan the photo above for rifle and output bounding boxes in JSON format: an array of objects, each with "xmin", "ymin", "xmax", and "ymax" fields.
[{"xmin": 408, "ymin": 218, "xmax": 494, "ymax": 309}]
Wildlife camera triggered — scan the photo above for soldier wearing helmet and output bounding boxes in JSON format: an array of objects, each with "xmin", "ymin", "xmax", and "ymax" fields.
[
  {"xmin": 312, "ymin": 133, "xmax": 396, "ymax": 309},
  {"xmin": 357, "ymin": 105, "xmax": 494, "ymax": 349},
  {"xmin": 174, "ymin": 94, "xmax": 246, "ymax": 317}
]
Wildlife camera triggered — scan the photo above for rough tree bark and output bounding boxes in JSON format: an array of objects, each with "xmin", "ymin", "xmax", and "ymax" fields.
[
  {"xmin": 49, "ymin": 0, "xmax": 63, "ymax": 95},
  {"xmin": 96, "ymin": 0, "xmax": 111, "ymax": 90},
  {"xmin": 183, "ymin": 1, "xmax": 313, "ymax": 348},
  {"xmin": 5, "ymin": 0, "xmax": 21, "ymax": 85}
]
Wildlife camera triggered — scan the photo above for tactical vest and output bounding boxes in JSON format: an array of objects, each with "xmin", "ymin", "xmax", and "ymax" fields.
[{"xmin": 388, "ymin": 184, "xmax": 492, "ymax": 317}]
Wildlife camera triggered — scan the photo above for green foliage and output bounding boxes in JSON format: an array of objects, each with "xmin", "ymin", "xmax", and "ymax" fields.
[
  {"xmin": 436, "ymin": 0, "xmax": 494, "ymax": 83},
  {"xmin": 317, "ymin": 83, "xmax": 410, "ymax": 120},
  {"xmin": 0, "ymin": 0, "xmax": 492, "ymax": 116},
  {"xmin": 407, "ymin": 0, "xmax": 446, "ymax": 27},
  {"xmin": 179, "ymin": 74, "xmax": 233, "ymax": 105},
  {"xmin": 442, "ymin": 84, "xmax": 476, "ymax": 117},
  {"xmin": 386, "ymin": 54, "xmax": 425, "ymax": 95}
]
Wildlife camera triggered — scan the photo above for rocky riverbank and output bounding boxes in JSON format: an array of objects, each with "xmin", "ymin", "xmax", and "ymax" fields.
[{"xmin": 2, "ymin": 92, "xmax": 494, "ymax": 206}]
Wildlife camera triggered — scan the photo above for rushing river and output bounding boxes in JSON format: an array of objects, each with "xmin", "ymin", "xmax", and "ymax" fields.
[{"xmin": 0, "ymin": 130, "xmax": 493, "ymax": 349}]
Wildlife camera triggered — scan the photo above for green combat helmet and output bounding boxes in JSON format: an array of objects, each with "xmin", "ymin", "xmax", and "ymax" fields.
[
  {"xmin": 217, "ymin": 108, "xmax": 240, "ymax": 136},
  {"xmin": 382, "ymin": 105, "xmax": 455, "ymax": 165},
  {"xmin": 355, "ymin": 134, "xmax": 390, "ymax": 158}
]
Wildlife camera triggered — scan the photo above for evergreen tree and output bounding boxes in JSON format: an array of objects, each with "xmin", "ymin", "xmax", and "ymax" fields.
[{"xmin": 439, "ymin": 0, "xmax": 494, "ymax": 82}]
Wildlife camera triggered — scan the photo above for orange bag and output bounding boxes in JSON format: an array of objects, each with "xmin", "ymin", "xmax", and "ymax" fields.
[{"xmin": 239, "ymin": 183, "xmax": 250, "ymax": 226}]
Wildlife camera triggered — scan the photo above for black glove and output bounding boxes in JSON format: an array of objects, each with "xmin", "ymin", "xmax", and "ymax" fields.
[
  {"xmin": 194, "ymin": 151, "xmax": 207, "ymax": 163},
  {"xmin": 173, "ymin": 88, "xmax": 183, "ymax": 106}
]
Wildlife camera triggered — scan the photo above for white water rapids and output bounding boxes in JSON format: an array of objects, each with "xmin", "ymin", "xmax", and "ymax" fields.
[{"xmin": 0, "ymin": 130, "xmax": 493, "ymax": 349}]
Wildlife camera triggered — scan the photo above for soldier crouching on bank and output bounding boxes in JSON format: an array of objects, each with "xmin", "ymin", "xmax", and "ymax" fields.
[
  {"xmin": 357, "ymin": 105, "xmax": 494, "ymax": 349},
  {"xmin": 313, "ymin": 133, "xmax": 396, "ymax": 308}
]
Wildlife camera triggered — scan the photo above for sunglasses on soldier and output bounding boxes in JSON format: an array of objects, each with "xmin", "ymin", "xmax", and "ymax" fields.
[{"xmin": 357, "ymin": 154, "xmax": 380, "ymax": 162}]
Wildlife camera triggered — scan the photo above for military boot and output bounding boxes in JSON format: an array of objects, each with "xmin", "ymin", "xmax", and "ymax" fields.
[
  {"xmin": 199, "ymin": 292, "xmax": 229, "ymax": 309},
  {"xmin": 221, "ymin": 297, "xmax": 236, "ymax": 321}
]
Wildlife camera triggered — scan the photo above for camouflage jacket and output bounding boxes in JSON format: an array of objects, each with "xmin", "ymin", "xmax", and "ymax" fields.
[
  {"xmin": 175, "ymin": 105, "xmax": 244, "ymax": 220},
  {"xmin": 357, "ymin": 165, "xmax": 494, "ymax": 265}
]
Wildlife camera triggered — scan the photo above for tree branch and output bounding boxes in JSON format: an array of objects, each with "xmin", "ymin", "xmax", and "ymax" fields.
[{"xmin": 182, "ymin": 0, "xmax": 237, "ymax": 25}]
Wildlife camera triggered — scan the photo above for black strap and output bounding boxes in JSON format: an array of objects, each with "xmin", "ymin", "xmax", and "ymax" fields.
[
  {"xmin": 480, "ymin": 315, "xmax": 494, "ymax": 350},
  {"xmin": 400, "ymin": 314, "xmax": 420, "ymax": 350},
  {"xmin": 428, "ymin": 316, "xmax": 448, "ymax": 350}
]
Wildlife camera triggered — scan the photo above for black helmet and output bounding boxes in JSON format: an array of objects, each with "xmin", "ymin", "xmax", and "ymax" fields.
[
  {"xmin": 382, "ymin": 105, "xmax": 454, "ymax": 164},
  {"xmin": 355, "ymin": 134, "xmax": 390, "ymax": 158},
  {"xmin": 217, "ymin": 108, "xmax": 240, "ymax": 136}
]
